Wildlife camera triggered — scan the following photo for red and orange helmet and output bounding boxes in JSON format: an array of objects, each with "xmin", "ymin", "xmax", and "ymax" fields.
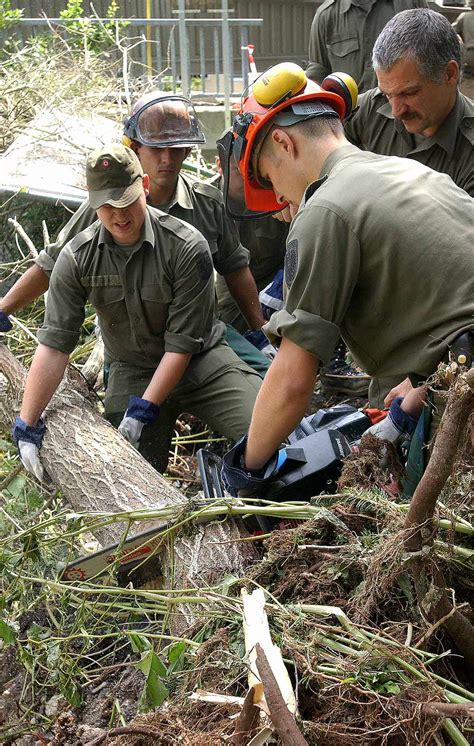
[{"xmin": 217, "ymin": 63, "xmax": 358, "ymax": 218}]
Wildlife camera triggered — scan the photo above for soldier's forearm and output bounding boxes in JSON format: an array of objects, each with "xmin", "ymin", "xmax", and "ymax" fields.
[
  {"xmin": 20, "ymin": 344, "xmax": 69, "ymax": 426},
  {"xmin": 0, "ymin": 264, "xmax": 49, "ymax": 316},
  {"xmin": 245, "ymin": 337, "xmax": 319, "ymax": 470},
  {"xmin": 143, "ymin": 351, "xmax": 193, "ymax": 406},
  {"xmin": 223, "ymin": 266, "xmax": 265, "ymax": 331}
]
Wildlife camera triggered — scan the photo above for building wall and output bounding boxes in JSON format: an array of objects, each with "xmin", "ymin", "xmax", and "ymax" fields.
[{"xmin": 9, "ymin": 1, "xmax": 465, "ymax": 71}]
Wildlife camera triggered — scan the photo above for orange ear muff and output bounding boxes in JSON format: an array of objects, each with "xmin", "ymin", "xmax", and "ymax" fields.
[{"xmin": 321, "ymin": 73, "xmax": 358, "ymax": 118}]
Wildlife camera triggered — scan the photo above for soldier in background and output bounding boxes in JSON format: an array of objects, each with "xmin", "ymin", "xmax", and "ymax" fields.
[{"xmin": 307, "ymin": 0, "xmax": 427, "ymax": 93}]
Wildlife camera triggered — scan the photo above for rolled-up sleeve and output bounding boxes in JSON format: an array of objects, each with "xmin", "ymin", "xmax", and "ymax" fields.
[
  {"xmin": 263, "ymin": 203, "xmax": 360, "ymax": 364},
  {"xmin": 37, "ymin": 246, "xmax": 87, "ymax": 353},
  {"xmin": 164, "ymin": 237, "xmax": 217, "ymax": 354}
]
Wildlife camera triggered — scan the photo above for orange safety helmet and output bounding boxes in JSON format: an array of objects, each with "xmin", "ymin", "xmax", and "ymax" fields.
[{"xmin": 217, "ymin": 63, "xmax": 358, "ymax": 217}]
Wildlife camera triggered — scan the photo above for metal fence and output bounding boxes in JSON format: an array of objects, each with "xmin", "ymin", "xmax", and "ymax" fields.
[{"xmin": 9, "ymin": 13, "xmax": 264, "ymax": 102}]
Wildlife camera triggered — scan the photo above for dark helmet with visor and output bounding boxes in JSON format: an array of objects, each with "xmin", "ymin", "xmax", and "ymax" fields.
[{"xmin": 123, "ymin": 91, "xmax": 206, "ymax": 148}]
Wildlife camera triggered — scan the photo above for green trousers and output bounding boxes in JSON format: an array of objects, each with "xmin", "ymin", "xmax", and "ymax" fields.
[
  {"xmin": 224, "ymin": 324, "xmax": 271, "ymax": 379},
  {"xmin": 103, "ymin": 323, "xmax": 271, "ymax": 389},
  {"xmin": 106, "ymin": 342, "xmax": 261, "ymax": 473}
]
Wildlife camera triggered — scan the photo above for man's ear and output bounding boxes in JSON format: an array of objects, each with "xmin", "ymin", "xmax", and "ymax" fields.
[
  {"xmin": 446, "ymin": 59, "xmax": 460, "ymax": 86},
  {"xmin": 142, "ymin": 173, "xmax": 150, "ymax": 196},
  {"xmin": 271, "ymin": 127, "xmax": 294, "ymax": 157}
]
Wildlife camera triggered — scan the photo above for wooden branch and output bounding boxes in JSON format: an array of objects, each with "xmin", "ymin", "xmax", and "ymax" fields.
[
  {"xmin": 404, "ymin": 369, "xmax": 474, "ymax": 552},
  {"xmin": 421, "ymin": 702, "xmax": 474, "ymax": 719},
  {"xmin": 231, "ymin": 686, "xmax": 260, "ymax": 745},
  {"xmin": 255, "ymin": 644, "xmax": 308, "ymax": 746},
  {"xmin": 7, "ymin": 217, "xmax": 38, "ymax": 258},
  {"xmin": 86, "ymin": 725, "xmax": 163, "ymax": 746},
  {"xmin": 403, "ymin": 369, "xmax": 474, "ymax": 669}
]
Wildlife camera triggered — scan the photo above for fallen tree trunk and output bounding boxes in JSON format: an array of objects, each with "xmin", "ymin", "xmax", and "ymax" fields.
[
  {"xmin": 404, "ymin": 368, "xmax": 474, "ymax": 670},
  {"xmin": 0, "ymin": 343, "xmax": 257, "ymax": 633}
]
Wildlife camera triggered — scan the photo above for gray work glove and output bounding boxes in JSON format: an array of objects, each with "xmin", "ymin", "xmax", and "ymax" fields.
[
  {"xmin": 12, "ymin": 416, "xmax": 45, "ymax": 481},
  {"xmin": 364, "ymin": 397, "xmax": 418, "ymax": 447},
  {"xmin": 118, "ymin": 395, "xmax": 161, "ymax": 449},
  {"xmin": 244, "ymin": 328, "xmax": 278, "ymax": 360}
]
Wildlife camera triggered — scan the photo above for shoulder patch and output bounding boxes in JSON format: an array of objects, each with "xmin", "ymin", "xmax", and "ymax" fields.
[
  {"xmin": 195, "ymin": 250, "xmax": 214, "ymax": 282},
  {"xmin": 285, "ymin": 239, "xmax": 299, "ymax": 288}
]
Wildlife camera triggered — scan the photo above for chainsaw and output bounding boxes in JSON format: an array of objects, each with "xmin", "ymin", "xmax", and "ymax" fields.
[{"xmin": 61, "ymin": 404, "xmax": 373, "ymax": 582}]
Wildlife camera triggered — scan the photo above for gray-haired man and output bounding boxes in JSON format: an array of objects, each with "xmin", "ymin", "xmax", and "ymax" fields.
[{"xmin": 344, "ymin": 8, "xmax": 474, "ymax": 196}]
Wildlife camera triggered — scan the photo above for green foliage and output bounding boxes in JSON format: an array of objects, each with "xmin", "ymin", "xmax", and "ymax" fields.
[
  {"xmin": 0, "ymin": 0, "xmax": 22, "ymax": 31},
  {"xmin": 59, "ymin": 0, "xmax": 128, "ymax": 54},
  {"xmin": 130, "ymin": 633, "xmax": 169, "ymax": 711}
]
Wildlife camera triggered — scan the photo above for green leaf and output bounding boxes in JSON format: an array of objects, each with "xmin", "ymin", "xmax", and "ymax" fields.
[
  {"xmin": 168, "ymin": 641, "xmax": 186, "ymax": 664},
  {"xmin": 60, "ymin": 677, "xmax": 83, "ymax": 708},
  {"xmin": 383, "ymin": 681, "xmax": 400, "ymax": 694},
  {"xmin": 0, "ymin": 619, "xmax": 17, "ymax": 644},
  {"xmin": 6, "ymin": 474, "xmax": 27, "ymax": 497},
  {"xmin": 129, "ymin": 633, "xmax": 151, "ymax": 654},
  {"xmin": 167, "ymin": 641, "xmax": 186, "ymax": 673},
  {"xmin": 28, "ymin": 622, "xmax": 52, "ymax": 641},
  {"xmin": 136, "ymin": 649, "xmax": 167, "ymax": 679},
  {"xmin": 135, "ymin": 650, "xmax": 168, "ymax": 711},
  {"xmin": 396, "ymin": 573, "xmax": 415, "ymax": 605}
]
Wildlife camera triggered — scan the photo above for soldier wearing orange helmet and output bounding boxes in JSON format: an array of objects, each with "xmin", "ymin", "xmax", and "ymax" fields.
[{"xmin": 218, "ymin": 62, "xmax": 473, "ymax": 494}]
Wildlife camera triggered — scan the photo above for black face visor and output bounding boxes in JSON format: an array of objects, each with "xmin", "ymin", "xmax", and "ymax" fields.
[{"xmin": 216, "ymin": 130, "xmax": 287, "ymax": 220}]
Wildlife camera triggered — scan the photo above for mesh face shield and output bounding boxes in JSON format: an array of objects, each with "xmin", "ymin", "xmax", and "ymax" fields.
[{"xmin": 123, "ymin": 95, "xmax": 206, "ymax": 148}]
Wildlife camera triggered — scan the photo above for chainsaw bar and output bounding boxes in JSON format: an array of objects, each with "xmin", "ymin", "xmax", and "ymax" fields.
[{"xmin": 61, "ymin": 525, "xmax": 166, "ymax": 582}]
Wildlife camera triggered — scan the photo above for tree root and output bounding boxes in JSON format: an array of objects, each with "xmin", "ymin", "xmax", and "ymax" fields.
[
  {"xmin": 255, "ymin": 643, "xmax": 308, "ymax": 746},
  {"xmin": 231, "ymin": 687, "xmax": 260, "ymax": 745},
  {"xmin": 404, "ymin": 368, "xmax": 474, "ymax": 669}
]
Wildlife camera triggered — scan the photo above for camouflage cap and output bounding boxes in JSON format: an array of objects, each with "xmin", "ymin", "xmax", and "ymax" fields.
[{"xmin": 86, "ymin": 144, "xmax": 144, "ymax": 209}]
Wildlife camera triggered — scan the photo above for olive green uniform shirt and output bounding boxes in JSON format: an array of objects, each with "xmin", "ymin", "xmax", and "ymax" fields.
[
  {"xmin": 35, "ymin": 171, "xmax": 249, "ymax": 278},
  {"xmin": 211, "ymin": 175, "xmax": 288, "ymax": 331},
  {"xmin": 307, "ymin": 0, "xmax": 427, "ymax": 92},
  {"xmin": 264, "ymin": 145, "xmax": 474, "ymax": 406},
  {"xmin": 344, "ymin": 89, "xmax": 474, "ymax": 195},
  {"xmin": 38, "ymin": 207, "xmax": 224, "ymax": 369}
]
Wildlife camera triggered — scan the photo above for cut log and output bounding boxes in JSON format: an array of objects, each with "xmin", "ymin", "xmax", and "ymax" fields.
[{"xmin": 0, "ymin": 343, "xmax": 257, "ymax": 633}]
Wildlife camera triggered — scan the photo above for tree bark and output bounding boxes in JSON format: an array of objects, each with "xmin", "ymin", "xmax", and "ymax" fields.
[
  {"xmin": 403, "ymin": 369, "xmax": 474, "ymax": 670},
  {"xmin": 0, "ymin": 343, "xmax": 257, "ymax": 633}
]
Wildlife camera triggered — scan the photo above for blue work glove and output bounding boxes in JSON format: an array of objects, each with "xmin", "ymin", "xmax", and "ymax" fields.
[
  {"xmin": 118, "ymin": 395, "xmax": 160, "ymax": 449},
  {"xmin": 221, "ymin": 434, "xmax": 287, "ymax": 497},
  {"xmin": 244, "ymin": 329, "xmax": 277, "ymax": 360},
  {"xmin": 12, "ymin": 416, "xmax": 46, "ymax": 480},
  {"xmin": 259, "ymin": 269, "xmax": 284, "ymax": 321},
  {"xmin": 364, "ymin": 397, "xmax": 419, "ymax": 446},
  {"xmin": 0, "ymin": 309, "xmax": 13, "ymax": 332}
]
